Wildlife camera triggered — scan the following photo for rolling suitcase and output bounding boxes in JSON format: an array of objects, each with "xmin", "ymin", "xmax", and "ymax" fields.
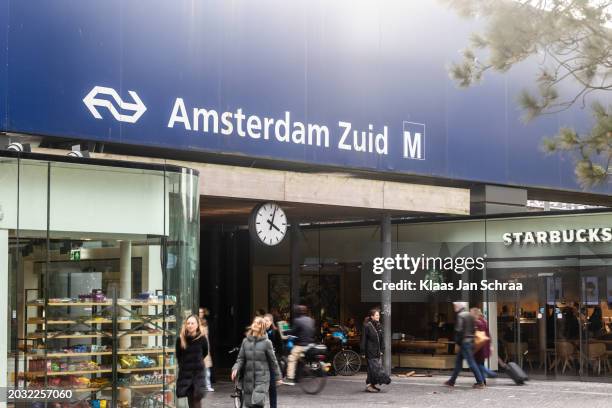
[{"xmin": 503, "ymin": 361, "xmax": 528, "ymax": 385}]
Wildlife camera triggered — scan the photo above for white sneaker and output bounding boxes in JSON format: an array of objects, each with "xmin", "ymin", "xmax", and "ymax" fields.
[{"xmin": 206, "ymin": 387, "xmax": 215, "ymax": 392}]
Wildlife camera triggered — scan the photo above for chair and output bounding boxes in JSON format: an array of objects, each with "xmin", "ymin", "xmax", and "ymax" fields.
[
  {"xmin": 539, "ymin": 348, "xmax": 556, "ymax": 370},
  {"xmin": 556, "ymin": 341, "xmax": 576, "ymax": 374},
  {"xmin": 587, "ymin": 343, "xmax": 607, "ymax": 375}
]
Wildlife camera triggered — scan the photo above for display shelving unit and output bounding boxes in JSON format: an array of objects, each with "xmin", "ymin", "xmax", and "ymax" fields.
[{"xmin": 21, "ymin": 288, "xmax": 177, "ymax": 407}]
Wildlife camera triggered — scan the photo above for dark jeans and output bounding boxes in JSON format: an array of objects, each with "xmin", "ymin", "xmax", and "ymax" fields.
[
  {"xmin": 448, "ymin": 341, "xmax": 484, "ymax": 384},
  {"xmin": 269, "ymin": 367, "xmax": 277, "ymax": 408},
  {"xmin": 477, "ymin": 362, "xmax": 497, "ymax": 383}
]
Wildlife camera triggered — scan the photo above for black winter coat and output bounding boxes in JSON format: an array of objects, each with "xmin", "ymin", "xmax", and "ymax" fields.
[
  {"xmin": 175, "ymin": 334, "xmax": 209, "ymax": 398},
  {"xmin": 232, "ymin": 336, "xmax": 281, "ymax": 407},
  {"xmin": 361, "ymin": 320, "xmax": 384, "ymax": 359},
  {"xmin": 267, "ymin": 328, "xmax": 283, "ymax": 358}
]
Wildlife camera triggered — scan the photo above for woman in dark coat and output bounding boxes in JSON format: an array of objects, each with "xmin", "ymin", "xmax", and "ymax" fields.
[
  {"xmin": 232, "ymin": 316, "xmax": 282, "ymax": 408},
  {"xmin": 176, "ymin": 314, "xmax": 209, "ymax": 408},
  {"xmin": 471, "ymin": 308, "xmax": 497, "ymax": 384},
  {"xmin": 361, "ymin": 308, "xmax": 390, "ymax": 392}
]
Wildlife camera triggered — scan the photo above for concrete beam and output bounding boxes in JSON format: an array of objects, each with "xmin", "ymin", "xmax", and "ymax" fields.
[
  {"xmin": 384, "ymin": 181, "xmax": 469, "ymax": 214},
  {"xmin": 31, "ymin": 148, "xmax": 469, "ymax": 215},
  {"xmin": 198, "ymin": 163, "xmax": 286, "ymax": 201},
  {"xmin": 284, "ymin": 172, "xmax": 384, "ymax": 208}
]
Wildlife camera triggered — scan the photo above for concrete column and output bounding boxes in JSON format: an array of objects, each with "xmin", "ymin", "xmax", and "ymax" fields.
[
  {"xmin": 290, "ymin": 223, "xmax": 301, "ymax": 320},
  {"xmin": 143, "ymin": 245, "xmax": 163, "ymax": 347},
  {"xmin": 119, "ymin": 241, "xmax": 132, "ymax": 403},
  {"xmin": 487, "ymin": 301, "xmax": 499, "ymax": 370},
  {"xmin": 538, "ymin": 276, "xmax": 547, "ymax": 372},
  {"xmin": 472, "ymin": 185, "xmax": 527, "ymax": 371},
  {"xmin": 381, "ymin": 214, "xmax": 392, "ymax": 375},
  {"xmin": 119, "ymin": 241, "xmax": 132, "ymax": 348}
]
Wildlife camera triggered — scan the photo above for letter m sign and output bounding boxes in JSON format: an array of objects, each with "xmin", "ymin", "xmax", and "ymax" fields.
[{"xmin": 403, "ymin": 121, "xmax": 425, "ymax": 160}]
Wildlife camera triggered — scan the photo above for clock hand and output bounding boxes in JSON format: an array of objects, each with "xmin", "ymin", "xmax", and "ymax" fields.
[
  {"xmin": 269, "ymin": 207, "xmax": 278, "ymax": 230},
  {"xmin": 267, "ymin": 219, "xmax": 281, "ymax": 232}
]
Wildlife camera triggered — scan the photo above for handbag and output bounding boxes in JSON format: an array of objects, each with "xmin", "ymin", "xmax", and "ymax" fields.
[
  {"xmin": 368, "ymin": 357, "xmax": 391, "ymax": 385},
  {"xmin": 474, "ymin": 330, "xmax": 490, "ymax": 351}
]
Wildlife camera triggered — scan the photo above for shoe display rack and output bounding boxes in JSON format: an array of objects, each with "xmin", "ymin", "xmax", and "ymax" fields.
[{"xmin": 21, "ymin": 288, "xmax": 178, "ymax": 407}]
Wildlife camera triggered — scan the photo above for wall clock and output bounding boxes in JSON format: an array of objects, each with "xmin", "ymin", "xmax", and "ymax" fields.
[{"xmin": 249, "ymin": 202, "xmax": 288, "ymax": 246}]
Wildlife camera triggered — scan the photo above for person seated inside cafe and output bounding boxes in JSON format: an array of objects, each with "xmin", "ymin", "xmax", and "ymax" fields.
[
  {"xmin": 346, "ymin": 317, "xmax": 359, "ymax": 338},
  {"xmin": 589, "ymin": 306, "xmax": 604, "ymax": 338},
  {"xmin": 429, "ymin": 313, "xmax": 453, "ymax": 341}
]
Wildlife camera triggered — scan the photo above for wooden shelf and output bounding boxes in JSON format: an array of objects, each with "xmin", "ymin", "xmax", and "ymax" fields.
[
  {"xmin": 117, "ymin": 349, "xmax": 175, "ymax": 355},
  {"xmin": 27, "ymin": 333, "xmax": 111, "ymax": 339},
  {"xmin": 118, "ymin": 300, "xmax": 176, "ymax": 306},
  {"xmin": 118, "ymin": 317, "xmax": 176, "ymax": 324},
  {"xmin": 28, "ymin": 302, "xmax": 112, "ymax": 307},
  {"xmin": 27, "ymin": 299, "xmax": 175, "ymax": 307},
  {"xmin": 118, "ymin": 331, "xmax": 164, "ymax": 337},
  {"xmin": 118, "ymin": 365, "xmax": 176, "ymax": 374},
  {"xmin": 27, "ymin": 351, "xmax": 113, "ymax": 358},
  {"xmin": 65, "ymin": 386, "xmax": 112, "ymax": 392},
  {"xmin": 119, "ymin": 382, "xmax": 175, "ymax": 390},
  {"xmin": 28, "ymin": 317, "xmax": 176, "ymax": 325},
  {"xmin": 28, "ymin": 318, "xmax": 113, "ymax": 325},
  {"xmin": 28, "ymin": 369, "xmax": 113, "ymax": 377}
]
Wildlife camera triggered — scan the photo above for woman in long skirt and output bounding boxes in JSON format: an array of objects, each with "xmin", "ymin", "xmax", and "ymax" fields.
[{"xmin": 361, "ymin": 308, "xmax": 391, "ymax": 392}]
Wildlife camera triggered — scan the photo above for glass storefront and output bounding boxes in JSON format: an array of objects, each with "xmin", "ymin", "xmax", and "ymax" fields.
[
  {"xmin": 0, "ymin": 152, "xmax": 199, "ymax": 406},
  {"xmin": 251, "ymin": 211, "xmax": 612, "ymax": 382}
]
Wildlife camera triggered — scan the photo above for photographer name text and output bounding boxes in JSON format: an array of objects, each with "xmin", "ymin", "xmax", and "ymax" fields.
[{"xmin": 372, "ymin": 279, "xmax": 523, "ymax": 291}]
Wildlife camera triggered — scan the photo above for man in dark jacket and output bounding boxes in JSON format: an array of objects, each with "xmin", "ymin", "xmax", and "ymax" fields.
[
  {"xmin": 444, "ymin": 302, "xmax": 485, "ymax": 388},
  {"xmin": 283, "ymin": 305, "xmax": 315, "ymax": 385}
]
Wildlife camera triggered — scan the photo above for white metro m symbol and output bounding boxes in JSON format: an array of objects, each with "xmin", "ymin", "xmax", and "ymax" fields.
[{"xmin": 402, "ymin": 121, "xmax": 425, "ymax": 160}]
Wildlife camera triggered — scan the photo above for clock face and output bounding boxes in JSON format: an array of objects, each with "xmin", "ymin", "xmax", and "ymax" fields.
[{"xmin": 250, "ymin": 203, "xmax": 288, "ymax": 246}]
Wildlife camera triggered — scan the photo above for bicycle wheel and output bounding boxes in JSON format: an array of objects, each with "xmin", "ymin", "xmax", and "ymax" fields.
[
  {"xmin": 298, "ymin": 361, "xmax": 327, "ymax": 395},
  {"xmin": 333, "ymin": 350, "xmax": 362, "ymax": 376}
]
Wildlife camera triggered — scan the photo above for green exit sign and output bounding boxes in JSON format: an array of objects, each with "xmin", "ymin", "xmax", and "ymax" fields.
[{"xmin": 69, "ymin": 249, "xmax": 81, "ymax": 261}]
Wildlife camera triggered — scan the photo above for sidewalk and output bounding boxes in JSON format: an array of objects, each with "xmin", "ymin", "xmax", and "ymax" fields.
[{"xmin": 201, "ymin": 373, "xmax": 612, "ymax": 408}]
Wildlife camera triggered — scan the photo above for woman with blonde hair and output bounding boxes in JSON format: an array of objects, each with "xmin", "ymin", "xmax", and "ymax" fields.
[
  {"xmin": 232, "ymin": 316, "xmax": 281, "ymax": 407},
  {"xmin": 175, "ymin": 314, "xmax": 208, "ymax": 408}
]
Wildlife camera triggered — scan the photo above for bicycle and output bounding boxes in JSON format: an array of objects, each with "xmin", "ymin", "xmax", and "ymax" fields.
[
  {"xmin": 327, "ymin": 326, "xmax": 362, "ymax": 376},
  {"xmin": 280, "ymin": 336, "xmax": 329, "ymax": 395}
]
